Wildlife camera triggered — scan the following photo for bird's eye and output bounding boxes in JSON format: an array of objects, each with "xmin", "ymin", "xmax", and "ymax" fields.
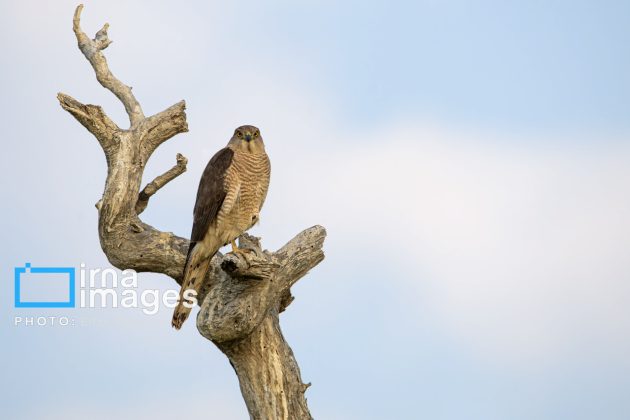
[
  {"xmin": 236, "ymin": 131, "xmax": 242, "ymax": 138},
  {"xmin": 254, "ymin": 131, "xmax": 259, "ymax": 138}
]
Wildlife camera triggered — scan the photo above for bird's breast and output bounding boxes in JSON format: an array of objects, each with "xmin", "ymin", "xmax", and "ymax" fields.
[{"xmin": 225, "ymin": 151, "xmax": 270, "ymax": 231}]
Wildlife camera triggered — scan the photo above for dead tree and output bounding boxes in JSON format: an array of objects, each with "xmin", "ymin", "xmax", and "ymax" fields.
[{"xmin": 57, "ymin": 5, "xmax": 325, "ymax": 419}]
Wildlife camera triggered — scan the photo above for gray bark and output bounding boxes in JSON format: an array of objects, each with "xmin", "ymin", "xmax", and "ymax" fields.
[{"xmin": 58, "ymin": 5, "xmax": 325, "ymax": 419}]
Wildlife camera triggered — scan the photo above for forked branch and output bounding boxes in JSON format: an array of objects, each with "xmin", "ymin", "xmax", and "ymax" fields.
[
  {"xmin": 72, "ymin": 4, "xmax": 144, "ymax": 127},
  {"xmin": 136, "ymin": 153, "xmax": 188, "ymax": 215}
]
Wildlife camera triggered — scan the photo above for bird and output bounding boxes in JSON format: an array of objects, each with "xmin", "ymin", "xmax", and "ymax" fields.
[{"xmin": 171, "ymin": 125, "xmax": 271, "ymax": 329}]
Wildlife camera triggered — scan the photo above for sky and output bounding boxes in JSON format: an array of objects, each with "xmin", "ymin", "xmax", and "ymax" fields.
[{"xmin": 1, "ymin": 0, "xmax": 629, "ymax": 419}]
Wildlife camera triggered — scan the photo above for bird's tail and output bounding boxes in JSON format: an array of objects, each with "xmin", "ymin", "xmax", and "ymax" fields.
[{"xmin": 171, "ymin": 239, "xmax": 219, "ymax": 330}]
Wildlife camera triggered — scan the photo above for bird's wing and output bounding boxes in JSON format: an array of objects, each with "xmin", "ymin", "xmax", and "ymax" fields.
[
  {"xmin": 258, "ymin": 154, "xmax": 271, "ymax": 211},
  {"xmin": 190, "ymin": 147, "xmax": 234, "ymax": 243}
]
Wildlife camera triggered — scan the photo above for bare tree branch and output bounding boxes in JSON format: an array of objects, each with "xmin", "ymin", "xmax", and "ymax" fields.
[
  {"xmin": 72, "ymin": 4, "xmax": 144, "ymax": 127},
  {"xmin": 136, "ymin": 153, "xmax": 188, "ymax": 215},
  {"xmin": 199, "ymin": 228, "xmax": 325, "ymax": 343},
  {"xmin": 57, "ymin": 93, "xmax": 119, "ymax": 155},
  {"xmin": 139, "ymin": 101, "xmax": 189, "ymax": 159}
]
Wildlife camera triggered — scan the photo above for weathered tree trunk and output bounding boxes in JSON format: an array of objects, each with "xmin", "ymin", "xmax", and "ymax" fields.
[
  {"xmin": 221, "ymin": 315, "xmax": 312, "ymax": 419},
  {"xmin": 58, "ymin": 5, "xmax": 325, "ymax": 419},
  {"xmin": 198, "ymin": 233, "xmax": 322, "ymax": 419}
]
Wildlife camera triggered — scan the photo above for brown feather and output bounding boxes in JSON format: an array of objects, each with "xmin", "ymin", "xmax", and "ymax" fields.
[
  {"xmin": 184, "ymin": 147, "xmax": 234, "ymax": 268},
  {"xmin": 173, "ymin": 147, "xmax": 234, "ymax": 329},
  {"xmin": 191, "ymin": 147, "xmax": 234, "ymax": 242}
]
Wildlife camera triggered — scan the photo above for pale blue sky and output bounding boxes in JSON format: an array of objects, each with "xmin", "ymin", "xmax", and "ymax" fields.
[
  {"xmin": 248, "ymin": 0, "xmax": 630, "ymax": 133},
  {"xmin": 1, "ymin": 1, "xmax": 629, "ymax": 419}
]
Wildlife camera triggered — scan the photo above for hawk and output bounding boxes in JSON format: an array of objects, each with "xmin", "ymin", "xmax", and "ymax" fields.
[{"xmin": 172, "ymin": 125, "xmax": 271, "ymax": 329}]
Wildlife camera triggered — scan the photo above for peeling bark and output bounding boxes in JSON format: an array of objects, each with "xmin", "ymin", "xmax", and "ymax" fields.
[{"xmin": 58, "ymin": 5, "xmax": 324, "ymax": 419}]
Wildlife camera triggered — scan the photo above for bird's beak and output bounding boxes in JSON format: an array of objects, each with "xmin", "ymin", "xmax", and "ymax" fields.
[{"xmin": 245, "ymin": 134, "xmax": 252, "ymax": 142}]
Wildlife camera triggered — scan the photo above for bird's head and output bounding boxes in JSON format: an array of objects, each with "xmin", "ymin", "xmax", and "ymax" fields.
[{"xmin": 228, "ymin": 125, "xmax": 265, "ymax": 153}]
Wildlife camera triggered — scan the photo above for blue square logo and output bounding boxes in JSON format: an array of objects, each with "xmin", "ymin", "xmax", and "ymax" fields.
[{"xmin": 14, "ymin": 263, "xmax": 75, "ymax": 308}]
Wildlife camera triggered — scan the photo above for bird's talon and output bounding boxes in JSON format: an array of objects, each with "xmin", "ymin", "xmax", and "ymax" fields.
[{"xmin": 230, "ymin": 239, "xmax": 251, "ymax": 256}]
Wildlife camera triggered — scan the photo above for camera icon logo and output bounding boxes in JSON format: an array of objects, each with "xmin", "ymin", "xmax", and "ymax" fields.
[{"xmin": 14, "ymin": 263, "xmax": 76, "ymax": 308}]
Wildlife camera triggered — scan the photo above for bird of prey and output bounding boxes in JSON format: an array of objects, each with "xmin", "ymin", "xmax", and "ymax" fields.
[{"xmin": 172, "ymin": 125, "xmax": 271, "ymax": 329}]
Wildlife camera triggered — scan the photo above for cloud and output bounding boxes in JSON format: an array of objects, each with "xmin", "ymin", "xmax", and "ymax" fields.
[
  {"xmin": 262, "ymin": 118, "xmax": 630, "ymax": 370},
  {"xmin": 138, "ymin": 52, "xmax": 630, "ymax": 372}
]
